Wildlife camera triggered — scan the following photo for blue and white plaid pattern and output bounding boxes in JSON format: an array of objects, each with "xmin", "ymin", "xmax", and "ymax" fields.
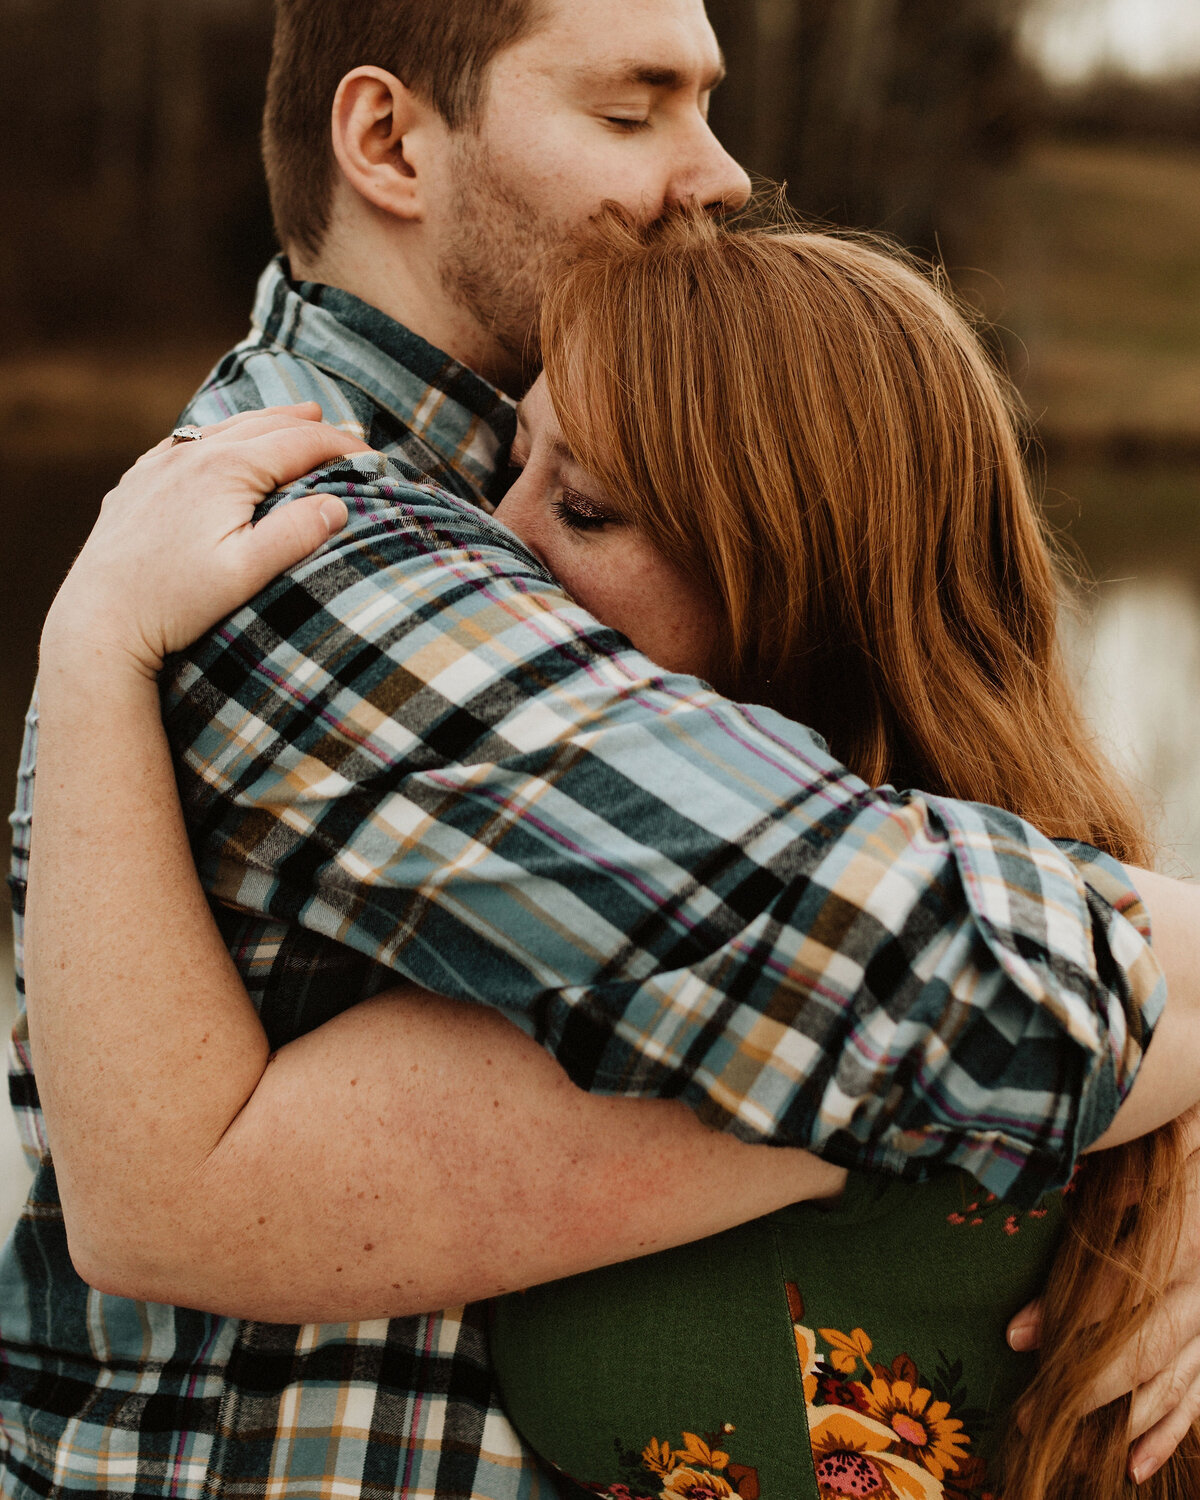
[{"xmin": 3, "ymin": 259, "xmax": 1163, "ymax": 1498}]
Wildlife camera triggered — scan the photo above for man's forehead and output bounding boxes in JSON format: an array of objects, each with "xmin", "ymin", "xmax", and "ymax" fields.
[
  {"xmin": 528, "ymin": 0, "xmax": 723, "ymax": 88},
  {"xmin": 564, "ymin": 54, "xmax": 726, "ymax": 93}
]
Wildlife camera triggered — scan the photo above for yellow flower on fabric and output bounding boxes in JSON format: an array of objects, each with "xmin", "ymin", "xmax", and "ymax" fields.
[
  {"xmin": 820, "ymin": 1327, "xmax": 874, "ymax": 1377},
  {"xmin": 857, "ymin": 1378, "xmax": 970, "ymax": 1480},
  {"xmin": 795, "ymin": 1323, "xmax": 820, "ymax": 1406},
  {"xmin": 675, "ymin": 1434, "xmax": 729, "ymax": 1472},
  {"xmin": 660, "ymin": 1467, "xmax": 734, "ymax": 1500},
  {"xmin": 642, "ymin": 1438, "xmax": 679, "ymax": 1476},
  {"xmin": 807, "ymin": 1406, "xmax": 942, "ymax": 1500}
]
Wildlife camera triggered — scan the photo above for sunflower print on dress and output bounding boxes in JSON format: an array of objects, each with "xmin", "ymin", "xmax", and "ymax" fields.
[
  {"xmin": 583, "ymin": 1427, "xmax": 762, "ymax": 1500},
  {"xmin": 787, "ymin": 1284, "xmax": 995, "ymax": 1500}
]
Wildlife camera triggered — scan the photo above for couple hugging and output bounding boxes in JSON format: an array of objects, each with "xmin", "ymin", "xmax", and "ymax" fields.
[{"xmin": 7, "ymin": 2, "xmax": 1200, "ymax": 1498}]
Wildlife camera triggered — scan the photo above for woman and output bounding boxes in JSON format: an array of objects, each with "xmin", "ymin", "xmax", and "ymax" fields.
[{"xmin": 23, "ymin": 209, "xmax": 1200, "ymax": 1498}]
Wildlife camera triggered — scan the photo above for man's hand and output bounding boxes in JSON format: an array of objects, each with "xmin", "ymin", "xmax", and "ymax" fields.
[
  {"xmin": 42, "ymin": 404, "xmax": 367, "ymax": 678},
  {"xmin": 1008, "ymin": 1112, "xmax": 1200, "ymax": 1485}
]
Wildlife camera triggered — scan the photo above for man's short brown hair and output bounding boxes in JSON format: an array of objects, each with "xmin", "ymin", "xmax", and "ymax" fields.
[{"xmin": 263, "ymin": 0, "xmax": 544, "ymax": 259}]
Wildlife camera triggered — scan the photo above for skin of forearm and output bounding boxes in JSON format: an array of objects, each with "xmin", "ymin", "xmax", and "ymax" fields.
[
  {"xmin": 27, "ymin": 631, "xmax": 843, "ymax": 1323},
  {"xmin": 1087, "ymin": 867, "xmax": 1200, "ymax": 1153}
]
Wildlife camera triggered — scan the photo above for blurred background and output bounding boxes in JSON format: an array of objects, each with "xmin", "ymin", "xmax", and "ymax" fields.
[{"xmin": 1, "ymin": 0, "xmax": 1198, "ymax": 1220}]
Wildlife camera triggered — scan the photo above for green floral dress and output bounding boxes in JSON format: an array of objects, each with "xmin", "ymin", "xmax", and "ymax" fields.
[{"xmin": 490, "ymin": 1170, "xmax": 1065, "ymax": 1500}]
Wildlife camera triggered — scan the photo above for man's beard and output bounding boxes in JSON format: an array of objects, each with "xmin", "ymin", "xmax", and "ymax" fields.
[{"xmin": 439, "ymin": 137, "xmax": 564, "ymax": 386}]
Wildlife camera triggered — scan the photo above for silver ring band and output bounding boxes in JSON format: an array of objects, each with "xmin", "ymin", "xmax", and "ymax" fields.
[{"xmin": 170, "ymin": 426, "xmax": 205, "ymax": 445}]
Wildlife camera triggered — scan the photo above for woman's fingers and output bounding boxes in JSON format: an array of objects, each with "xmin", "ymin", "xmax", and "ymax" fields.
[
  {"xmin": 48, "ymin": 412, "xmax": 376, "ymax": 673},
  {"xmin": 138, "ymin": 417, "xmax": 371, "ymax": 502},
  {"xmin": 136, "ymin": 404, "xmax": 327, "ymax": 463},
  {"xmin": 226, "ymin": 421, "xmax": 373, "ymax": 493},
  {"xmin": 229, "ymin": 494, "xmax": 350, "ymax": 600},
  {"xmin": 188, "ymin": 407, "xmax": 343, "ymax": 453}
]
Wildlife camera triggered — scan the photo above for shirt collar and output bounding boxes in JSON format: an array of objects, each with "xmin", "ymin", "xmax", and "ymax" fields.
[{"xmin": 250, "ymin": 256, "xmax": 516, "ymax": 501}]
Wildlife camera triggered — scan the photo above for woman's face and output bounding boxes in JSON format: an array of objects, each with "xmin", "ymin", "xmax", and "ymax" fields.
[{"xmin": 494, "ymin": 376, "xmax": 722, "ymax": 682}]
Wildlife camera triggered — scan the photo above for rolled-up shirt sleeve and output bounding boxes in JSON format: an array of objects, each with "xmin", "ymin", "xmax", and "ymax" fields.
[{"xmin": 166, "ymin": 457, "xmax": 1164, "ymax": 1207}]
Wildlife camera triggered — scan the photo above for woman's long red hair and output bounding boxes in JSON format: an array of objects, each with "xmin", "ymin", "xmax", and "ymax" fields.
[{"xmin": 539, "ymin": 206, "xmax": 1192, "ymax": 1500}]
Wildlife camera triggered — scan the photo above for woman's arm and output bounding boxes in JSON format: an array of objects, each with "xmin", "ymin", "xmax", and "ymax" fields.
[{"xmin": 26, "ymin": 413, "xmax": 843, "ymax": 1324}]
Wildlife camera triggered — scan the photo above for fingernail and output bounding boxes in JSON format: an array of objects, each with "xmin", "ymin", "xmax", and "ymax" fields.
[
  {"xmin": 1131, "ymin": 1455, "xmax": 1159, "ymax": 1485},
  {"xmin": 1007, "ymin": 1323, "xmax": 1035, "ymax": 1352},
  {"xmin": 319, "ymin": 500, "xmax": 345, "ymax": 534}
]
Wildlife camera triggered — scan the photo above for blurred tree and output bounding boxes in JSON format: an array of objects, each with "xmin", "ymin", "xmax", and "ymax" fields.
[
  {"xmin": 708, "ymin": 0, "xmax": 1038, "ymax": 258},
  {"xmin": 0, "ymin": 0, "xmax": 274, "ymax": 345},
  {"xmin": 154, "ymin": 0, "xmax": 208, "ymax": 273},
  {"xmin": 0, "ymin": 0, "xmax": 1042, "ymax": 342},
  {"xmin": 96, "ymin": 0, "xmax": 153, "ymax": 256}
]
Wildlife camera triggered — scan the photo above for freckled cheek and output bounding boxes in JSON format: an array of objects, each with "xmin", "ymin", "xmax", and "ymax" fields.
[
  {"xmin": 560, "ymin": 559, "xmax": 716, "ymax": 678},
  {"xmin": 549, "ymin": 558, "xmax": 638, "ymax": 638}
]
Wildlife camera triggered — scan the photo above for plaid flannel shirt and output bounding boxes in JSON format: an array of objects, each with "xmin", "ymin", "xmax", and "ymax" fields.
[{"xmin": 3, "ymin": 259, "xmax": 1164, "ymax": 1500}]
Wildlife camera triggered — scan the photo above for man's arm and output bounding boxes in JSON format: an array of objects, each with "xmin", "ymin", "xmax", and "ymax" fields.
[
  {"xmin": 28, "ymin": 631, "xmax": 1200, "ymax": 1320},
  {"xmin": 117, "ymin": 446, "xmax": 1165, "ymax": 1195}
]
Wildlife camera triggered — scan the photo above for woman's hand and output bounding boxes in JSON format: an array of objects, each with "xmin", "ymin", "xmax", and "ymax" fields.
[{"xmin": 42, "ymin": 404, "xmax": 369, "ymax": 678}]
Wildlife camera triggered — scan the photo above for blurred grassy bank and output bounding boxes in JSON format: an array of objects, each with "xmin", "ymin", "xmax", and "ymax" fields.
[{"xmin": 978, "ymin": 138, "xmax": 1200, "ymax": 574}]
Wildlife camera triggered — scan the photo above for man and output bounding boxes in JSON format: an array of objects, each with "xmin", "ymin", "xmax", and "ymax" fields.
[{"xmin": 1, "ymin": 1, "xmax": 1183, "ymax": 1497}]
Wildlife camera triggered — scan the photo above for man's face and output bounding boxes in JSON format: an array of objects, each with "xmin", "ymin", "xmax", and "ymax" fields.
[{"xmin": 434, "ymin": 0, "xmax": 750, "ymax": 383}]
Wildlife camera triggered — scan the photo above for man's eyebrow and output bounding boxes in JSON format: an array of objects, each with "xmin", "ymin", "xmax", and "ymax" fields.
[{"xmin": 577, "ymin": 52, "xmax": 727, "ymax": 93}]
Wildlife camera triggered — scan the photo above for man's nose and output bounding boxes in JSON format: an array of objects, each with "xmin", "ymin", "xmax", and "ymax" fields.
[{"xmin": 669, "ymin": 120, "xmax": 752, "ymax": 214}]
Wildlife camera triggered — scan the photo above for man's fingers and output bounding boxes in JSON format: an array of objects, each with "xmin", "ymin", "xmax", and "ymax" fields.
[
  {"xmin": 1007, "ymin": 1299, "xmax": 1042, "ymax": 1352},
  {"xmin": 1008, "ymin": 1260, "xmax": 1124, "ymax": 1353},
  {"xmin": 1127, "ymin": 1350, "xmax": 1200, "ymax": 1484},
  {"xmin": 233, "ymin": 494, "xmax": 350, "ymax": 595},
  {"xmin": 1127, "ymin": 1332, "xmax": 1200, "ymax": 1440},
  {"xmin": 1081, "ymin": 1281, "xmax": 1200, "ymax": 1414},
  {"xmin": 1010, "ymin": 1290, "xmax": 1200, "ymax": 1482}
]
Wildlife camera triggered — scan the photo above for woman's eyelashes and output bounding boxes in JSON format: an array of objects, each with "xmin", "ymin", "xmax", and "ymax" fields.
[{"xmin": 553, "ymin": 488, "xmax": 618, "ymax": 534}]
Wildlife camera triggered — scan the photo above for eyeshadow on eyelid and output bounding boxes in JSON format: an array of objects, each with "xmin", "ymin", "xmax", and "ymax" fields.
[{"xmin": 561, "ymin": 487, "xmax": 611, "ymax": 517}]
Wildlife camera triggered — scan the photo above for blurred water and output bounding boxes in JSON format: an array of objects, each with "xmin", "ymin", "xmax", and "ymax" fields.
[
  {"xmin": 1024, "ymin": 0, "xmax": 1200, "ymax": 82},
  {"xmin": 1070, "ymin": 574, "xmax": 1200, "ymax": 875}
]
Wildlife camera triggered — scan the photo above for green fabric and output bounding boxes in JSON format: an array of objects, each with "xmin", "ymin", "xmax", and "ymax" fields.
[{"xmin": 491, "ymin": 1171, "xmax": 1065, "ymax": 1499}]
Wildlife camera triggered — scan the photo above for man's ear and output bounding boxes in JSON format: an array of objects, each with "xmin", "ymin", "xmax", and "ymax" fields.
[{"xmin": 330, "ymin": 67, "xmax": 439, "ymax": 222}]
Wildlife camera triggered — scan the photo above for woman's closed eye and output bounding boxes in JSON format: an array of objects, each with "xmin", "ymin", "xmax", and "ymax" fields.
[{"xmin": 553, "ymin": 488, "xmax": 619, "ymax": 534}]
